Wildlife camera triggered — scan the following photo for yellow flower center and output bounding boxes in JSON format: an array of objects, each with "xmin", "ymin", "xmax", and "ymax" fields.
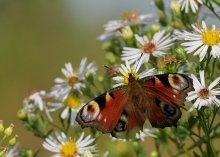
[
  {"xmin": 121, "ymin": 10, "xmax": 139, "ymax": 22},
  {"xmin": 68, "ymin": 76, "xmax": 78, "ymax": 86},
  {"xmin": 65, "ymin": 96, "xmax": 81, "ymax": 109},
  {"xmin": 60, "ymin": 139, "xmax": 77, "ymax": 157},
  {"xmin": 123, "ymin": 72, "xmax": 139, "ymax": 84},
  {"xmin": 202, "ymin": 29, "xmax": 220, "ymax": 46},
  {"xmin": 199, "ymin": 88, "xmax": 211, "ymax": 99},
  {"xmin": 143, "ymin": 42, "xmax": 156, "ymax": 53}
]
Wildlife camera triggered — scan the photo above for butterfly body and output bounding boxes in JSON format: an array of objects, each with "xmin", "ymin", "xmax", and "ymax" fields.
[{"xmin": 76, "ymin": 73, "xmax": 193, "ymax": 138}]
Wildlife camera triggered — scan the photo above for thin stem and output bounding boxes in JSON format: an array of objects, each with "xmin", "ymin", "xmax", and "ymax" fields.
[
  {"xmin": 49, "ymin": 122, "xmax": 64, "ymax": 132},
  {"xmin": 204, "ymin": 0, "xmax": 220, "ymax": 20},
  {"xmin": 211, "ymin": 59, "xmax": 217, "ymax": 79},
  {"xmin": 209, "ymin": 106, "xmax": 219, "ymax": 131},
  {"xmin": 198, "ymin": 109, "xmax": 216, "ymax": 157}
]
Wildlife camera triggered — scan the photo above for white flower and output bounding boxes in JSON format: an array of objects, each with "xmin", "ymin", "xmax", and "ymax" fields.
[
  {"xmin": 42, "ymin": 132, "xmax": 97, "ymax": 157},
  {"xmin": 186, "ymin": 71, "xmax": 220, "ymax": 110},
  {"xmin": 178, "ymin": 0, "xmax": 203, "ymax": 13},
  {"xmin": 23, "ymin": 90, "xmax": 52, "ymax": 121},
  {"xmin": 122, "ymin": 31, "xmax": 174, "ymax": 64},
  {"xmin": 23, "ymin": 90, "xmax": 46, "ymax": 112},
  {"xmin": 135, "ymin": 128, "xmax": 157, "ymax": 141},
  {"xmin": 48, "ymin": 94, "xmax": 84, "ymax": 126},
  {"xmin": 175, "ymin": 21, "xmax": 220, "ymax": 61},
  {"xmin": 98, "ymin": 11, "xmax": 153, "ymax": 41},
  {"xmin": 113, "ymin": 61, "xmax": 156, "ymax": 87},
  {"xmin": 50, "ymin": 58, "xmax": 97, "ymax": 100},
  {"xmin": 5, "ymin": 144, "xmax": 19, "ymax": 157}
]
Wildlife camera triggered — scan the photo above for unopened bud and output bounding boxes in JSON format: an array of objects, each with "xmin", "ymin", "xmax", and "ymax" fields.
[
  {"xmin": 154, "ymin": 0, "xmax": 164, "ymax": 10},
  {"xmin": 0, "ymin": 120, "xmax": 4, "ymax": 132},
  {"xmin": 17, "ymin": 109, "xmax": 27, "ymax": 120},
  {"xmin": 9, "ymin": 135, "xmax": 18, "ymax": 146},
  {"xmin": 106, "ymin": 53, "xmax": 117, "ymax": 64},
  {"xmin": 119, "ymin": 26, "xmax": 134, "ymax": 41},
  {"xmin": 171, "ymin": 20, "xmax": 183, "ymax": 29},
  {"xmin": 4, "ymin": 124, "xmax": 14, "ymax": 137},
  {"xmin": 204, "ymin": 108, "xmax": 212, "ymax": 118},
  {"xmin": 176, "ymin": 47, "xmax": 187, "ymax": 61},
  {"xmin": 151, "ymin": 24, "xmax": 160, "ymax": 34},
  {"xmin": 170, "ymin": 1, "xmax": 181, "ymax": 17},
  {"xmin": 150, "ymin": 151, "xmax": 158, "ymax": 157},
  {"xmin": 158, "ymin": 10, "xmax": 167, "ymax": 26}
]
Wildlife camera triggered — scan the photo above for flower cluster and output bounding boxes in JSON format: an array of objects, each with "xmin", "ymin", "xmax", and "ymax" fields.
[
  {"xmin": 17, "ymin": 1, "xmax": 220, "ymax": 157},
  {"xmin": 0, "ymin": 121, "xmax": 18, "ymax": 157}
]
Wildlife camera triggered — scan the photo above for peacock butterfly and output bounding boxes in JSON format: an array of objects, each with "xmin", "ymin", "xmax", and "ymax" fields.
[{"xmin": 76, "ymin": 70, "xmax": 193, "ymax": 138}]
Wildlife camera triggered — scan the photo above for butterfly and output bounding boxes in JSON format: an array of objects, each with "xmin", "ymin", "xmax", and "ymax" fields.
[{"xmin": 76, "ymin": 73, "xmax": 193, "ymax": 138}]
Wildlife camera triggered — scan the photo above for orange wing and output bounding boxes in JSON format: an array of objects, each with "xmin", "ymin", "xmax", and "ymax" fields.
[
  {"xmin": 141, "ymin": 74, "xmax": 193, "ymax": 128},
  {"xmin": 76, "ymin": 86, "xmax": 128, "ymax": 133}
]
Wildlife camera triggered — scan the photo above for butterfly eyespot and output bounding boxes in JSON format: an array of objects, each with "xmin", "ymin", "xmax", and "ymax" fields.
[
  {"xmin": 115, "ymin": 120, "xmax": 127, "ymax": 132},
  {"xmin": 81, "ymin": 101, "xmax": 100, "ymax": 122},
  {"xmin": 168, "ymin": 74, "xmax": 188, "ymax": 91},
  {"xmin": 164, "ymin": 104, "xmax": 176, "ymax": 116}
]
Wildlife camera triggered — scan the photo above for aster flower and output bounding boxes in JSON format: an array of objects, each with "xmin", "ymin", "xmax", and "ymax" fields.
[
  {"xmin": 175, "ymin": 21, "xmax": 220, "ymax": 61},
  {"xmin": 135, "ymin": 128, "xmax": 157, "ymax": 141},
  {"xmin": 23, "ymin": 90, "xmax": 52, "ymax": 121},
  {"xmin": 178, "ymin": 0, "xmax": 203, "ymax": 13},
  {"xmin": 122, "ymin": 31, "xmax": 174, "ymax": 64},
  {"xmin": 98, "ymin": 11, "xmax": 153, "ymax": 41},
  {"xmin": 42, "ymin": 132, "xmax": 97, "ymax": 157},
  {"xmin": 186, "ymin": 71, "xmax": 220, "ymax": 110},
  {"xmin": 23, "ymin": 90, "xmax": 46, "ymax": 112},
  {"xmin": 113, "ymin": 61, "xmax": 156, "ymax": 87},
  {"xmin": 48, "ymin": 93, "xmax": 84, "ymax": 126},
  {"xmin": 50, "ymin": 58, "xmax": 97, "ymax": 100}
]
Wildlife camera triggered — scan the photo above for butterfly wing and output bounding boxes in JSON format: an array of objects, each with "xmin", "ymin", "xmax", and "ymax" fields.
[
  {"xmin": 141, "ymin": 74, "xmax": 193, "ymax": 128},
  {"xmin": 76, "ymin": 86, "xmax": 128, "ymax": 133}
]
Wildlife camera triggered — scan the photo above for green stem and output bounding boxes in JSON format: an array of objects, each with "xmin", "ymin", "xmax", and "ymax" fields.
[
  {"xmin": 211, "ymin": 59, "xmax": 217, "ymax": 79},
  {"xmin": 204, "ymin": 0, "xmax": 220, "ymax": 20},
  {"xmin": 209, "ymin": 107, "xmax": 219, "ymax": 130},
  {"xmin": 198, "ymin": 110, "xmax": 216, "ymax": 157},
  {"xmin": 49, "ymin": 122, "xmax": 64, "ymax": 132},
  {"xmin": 154, "ymin": 139, "xmax": 161, "ymax": 157}
]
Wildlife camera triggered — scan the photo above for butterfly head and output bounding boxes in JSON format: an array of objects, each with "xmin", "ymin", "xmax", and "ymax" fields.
[{"xmin": 124, "ymin": 72, "xmax": 139, "ymax": 84}]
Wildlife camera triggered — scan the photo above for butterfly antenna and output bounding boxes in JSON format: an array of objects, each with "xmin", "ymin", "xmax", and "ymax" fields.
[
  {"xmin": 134, "ymin": 53, "xmax": 143, "ymax": 72},
  {"xmin": 104, "ymin": 65, "xmax": 110, "ymax": 69}
]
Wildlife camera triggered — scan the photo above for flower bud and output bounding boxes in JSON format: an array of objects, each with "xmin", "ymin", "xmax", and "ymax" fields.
[
  {"xmin": 170, "ymin": 1, "xmax": 181, "ymax": 17},
  {"xmin": 176, "ymin": 47, "xmax": 187, "ymax": 61},
  {"xmin": 106, "ymin": 53, "xmax": 117, "ymax": 64},
  {"xmin": 4, "ymin": 124, "xmax": 14, "ymax": 137},
  {"xmin": 101, "ymin": 42, "xmax": 112, "ymax": 52},
  {"xmin": 0, "ymin": 120, "xmax": 4, "ymax": 133},
  {"xmin": 154, "ymin": 0, "xmax": 164, "ymax": 10},
  {"xmin": 0, "ymin": 150, "xmax": 6, "ymax": 157},
  {"xmin": 204, "ymin": 108, "xmax": 212, "ymax": 118},
  {"xmin": 8, "ymin": 135, "xmax": 18, "ymax": 146},
  {"xmin": 19, "ymin": 148, "xmax": 33, "ymax": 157},
  {"xmin": 150, "ymin": 151, "xmax": 158, "ymax": 157},
  {"xmin": 17, "ymin": 109, "xmax": 27, "ymax": 120},
  {"xmin": 158, "ymin": 10, "xmax": 167, "ymax": 26},
  {"xmin": 171, "ymin": 20, "xmax": 183, "ymax": 29},
  {"xmin": 151, "ymin": 24, "xmax": 160, "ymax": 34},
  {"xmin": 119, "ymin": 26, "xmax": 134, "ymax": 41},
  {"xmin": 132, "ymin": 141, "xmax": 141, "ymax": 152}
]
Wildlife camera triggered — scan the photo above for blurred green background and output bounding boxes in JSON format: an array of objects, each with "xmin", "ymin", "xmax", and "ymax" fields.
[{"xmin": 0, "ymin": 0, "xmax": 156, "ymax": 155}]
